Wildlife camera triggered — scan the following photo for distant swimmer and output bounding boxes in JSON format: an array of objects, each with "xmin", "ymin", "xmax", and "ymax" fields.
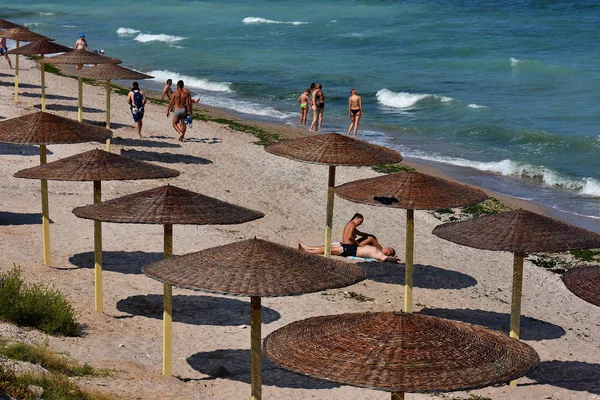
[
  {"xmin": 298, "ymin": 88, "xmax": 310, "ymax": 125},
  {"xmin": 167, "ymin": 80, "xmax": 192, "ymax": 142},
  {"xmin": 160, "ymin": 79, "xmax": 172, "ymax": 101},
  {"xmin": 347, "ymin": 89, "xmax": 363, "ymax": 136},
  {"xmin": 127, "ymin": 82, "xmax": 147, "ymax": 138},
  {"xmin": 0, "ymin": 37, "xmax": 12, "ymax": 69}
]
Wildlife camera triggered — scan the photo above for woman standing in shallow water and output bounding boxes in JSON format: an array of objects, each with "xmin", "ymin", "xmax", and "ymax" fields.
[
  {"xmin": 347, "ymin": 89, "xmax": 363, "ymax": 136},
  {"xmin": 309, "ymin": 83, "xmax": 325, "ymax": 132},
  {"xmin": 298, "ymin": 88, "xmax": 310, "ymax": 125}
]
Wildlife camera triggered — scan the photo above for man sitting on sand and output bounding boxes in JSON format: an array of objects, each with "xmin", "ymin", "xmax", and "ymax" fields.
[
  {"xmin": 343, "ymin": 213, "xmax": 384, "ymax": 250},
  {"xmin": 167, "ymin": 80, "xmax": 192, "ymax": 142},
  {"xmin": 299, "ymin": 241, "xmax": 399, "ymax": 263}
]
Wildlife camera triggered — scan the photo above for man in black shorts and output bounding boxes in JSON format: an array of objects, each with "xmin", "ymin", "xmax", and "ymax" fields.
[
  {"xmin": 127, "ymin": 82, "xmax": 147, "ymax": 138},
  {"xmin": 298, "ymin": 241, "xmax": 398, "ymax": 263}
]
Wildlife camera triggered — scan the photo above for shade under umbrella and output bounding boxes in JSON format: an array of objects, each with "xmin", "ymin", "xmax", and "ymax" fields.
[
  {"xmin": 562, "ymin": 265, "xmax": 600, "ymax": 307},
  {"xmin": 265, "ymin": 133, "xmax": 402, "ymax": 256},
  {"xmin": 335, "ymin": 171, "xmax": 488, "ymax": 312},
  {"xmin": 144, "ymin": 238, "xmax": 366, "ymax": 399},
  {"xmin": 0, "ymin": 112, "xmax": 112, "ymax": 267},
  {"xmin": 7, "ymin": 39, "xmax": 73, "ymax": 112},
  {"xmin": 73, "ymin": 185, "xmax": 264, "ymax": 377},
  {"xmin": 0, "ymin": 28, "xmax": 53, "ymax": 102},
  {"xmin": 71, "ymin": 63, "xmax": 153, "ymax": 133},
  {"xmin": 432, "ymin": 209, "xmax": 600, "ymax": 368},
  {"xmin": 15, "ymin": 149, "xmax": 179, "ymax": 313},
  {"xmin": 264, "ymin": 312, "xmax": 539, "ymax": 398}
]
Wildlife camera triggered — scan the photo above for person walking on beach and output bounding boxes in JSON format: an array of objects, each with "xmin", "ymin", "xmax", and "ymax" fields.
[
  {"xmin": 0, "ymin": 37, "xmax": 12, "ymax": 69},
  {"xmin": 347, "ymin": 89, "xmax": 363, "ymax": 136},
  {"xmin": 160, "ymin": 79, "xmax": 173, "ymax": 100},
  {"xmin": 298, "ymin": 88, "xmax": 310, "ymax": 125},
  {"xmin": 309, "ymin": 83, "xmax": 325, "ymax": 132},
  {"xmin": 74, "ymin": 34, "xmax": 89, "ymax": 69},
  {"xmin": 127, "ymin": 82, "xmax": 147, "ymax": 138},
  {"xmin": 167, "ymin": 80, "xmax": 192, "ymax": 142}
]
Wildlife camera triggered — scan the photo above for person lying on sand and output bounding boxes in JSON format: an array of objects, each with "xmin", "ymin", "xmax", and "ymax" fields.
[
  {"xmin": 299, "ymin": 241, "xmax": 399, "ymax": 263},
  {"xmin": 343, "ymin": 213, "xmax": 383, "ymax": 250}
]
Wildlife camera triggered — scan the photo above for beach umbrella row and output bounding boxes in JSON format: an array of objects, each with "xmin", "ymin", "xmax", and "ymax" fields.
[{"xmin": 562, "ymin": 265, "xmax": 600, "ymax": 307}]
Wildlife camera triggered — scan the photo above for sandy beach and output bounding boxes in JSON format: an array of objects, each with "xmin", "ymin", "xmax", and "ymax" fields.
[{"xmin": 0, "ymin": 57, "xmax": 599, "ymax": 400}]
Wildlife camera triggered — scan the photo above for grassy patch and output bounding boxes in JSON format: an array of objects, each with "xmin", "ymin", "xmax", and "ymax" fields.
[
  {"xmin": 526, "ymin": 253, "xmax": 571, "ymax": 275},
  {"xmin": 371, "ymin": 163, "xmax": 415, "ymax": 174},
  {"xmin": 0, "ymin": 266, "xmax": 81, "ymax": 336},
  {"xmin": 569, "ymin": 249, "xmax": 600, "ymax": 262},
  {"xmin": 431, "ymin": 197, "xmax": 511, "ymax": 222},
  {"xmin": 343, "ymin": 291, "xmax": 374, "ymax": 303},
  {"xmin": 192, "ymin": 112, "xmax": 282, "ymax": 145}
]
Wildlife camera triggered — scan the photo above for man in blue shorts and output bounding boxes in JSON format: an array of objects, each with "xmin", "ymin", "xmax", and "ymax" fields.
[{"xmin": 127, "ymin": 82, "xmax": 147, "ymax": 138}]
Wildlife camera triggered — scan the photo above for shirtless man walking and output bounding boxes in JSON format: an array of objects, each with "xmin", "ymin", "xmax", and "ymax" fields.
[{"xmin": 166, "ymin": 80, "xmax": 192, "ymax": 142}]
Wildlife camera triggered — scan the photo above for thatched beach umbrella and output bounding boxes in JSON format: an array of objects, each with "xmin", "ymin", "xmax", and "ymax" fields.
[
  {"xmin": 334, "ymin": 171, "xmax": 488, "ymax": 312},
  {"xmin": 40, "ymin": 50, "xmax": 122, "ymax": 122},
  {"xmin": 7, "ymin": 39, "xmax": 72, "ymax": 111},
  {"xmin": 0, "ymin": 19, "xmax": 25, "ymax": 30},
  {"xmin": 432, "ymin": 210, "xmax": 600, "ymax": 350},
  {"xmin": 562, "ymin": 265, "xmax": 600, "ymax": 307},
  {"xmin": 265, "ymin": 133, "xmax": 402, "ymax": 257},
  {"xmin": 15, "ymin": 149, "xmax": 179, "ymax": 312},
  {"xmin": 72, "ymin": 185, "xmax": 264, "ymax": 376},
  {"xmin": 0, "ymin": 28, "xmax": 53, "ymax": 102},
  {"xmin": 0, "ymin": 112, "xmax": 112, "ymax": 267},
  {"xmin": 143, "ymin": 238, "xmax": 366, "ymax": 400},
  {"xmin": 264, "ymin": 312, "xmax": 539, "ymax": 399}
]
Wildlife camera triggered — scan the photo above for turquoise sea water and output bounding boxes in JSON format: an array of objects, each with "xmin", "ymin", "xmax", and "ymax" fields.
[{"xmin": 3, "ymin": 1, "xmax": 600, "ymax": 229}]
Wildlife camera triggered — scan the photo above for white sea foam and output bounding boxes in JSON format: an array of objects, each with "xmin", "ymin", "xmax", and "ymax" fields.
[
  {"xmin": 116, "ymin": 27, "xmax": 141, "ymax": 35},
  {"xmin": 468, "ymin": 103, "xmax": 487, "ymax": 109},
  {"xmin": 24, "ymin": 23, "xmax": 39, "ymax": 27},
  {"xmin": 510, "ymin": 57, "xmax": 521, "ymax": 66},
  {"xmin": 62, "ymin": 25, "xmax": 77, "ymax": 28},
  {"xmin": 134, "ymin": 33, "xmax": 187, "ymax": 43},
  {"xmin": 209, "ymin": 97, "xmax": 295, "ymax": 120},
  {"xmin": 376, "ymin": 89, "xmax": 455, "ymax": 109},
  {"xmin": 242, "ymin": 17, "xmax": 307, "ymax": 25},
  {"xmin": 148, "ymin": 70, "xmax": 232, "ymax": 93},
  {"xmin": 39, "ymin": 12, "xmax": 54, "ymax": 16}
]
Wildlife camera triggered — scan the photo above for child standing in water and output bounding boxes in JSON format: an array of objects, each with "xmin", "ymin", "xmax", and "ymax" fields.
[{"xmin": 298, "ymin": 88, "xmax": 310, "ymax": 125}]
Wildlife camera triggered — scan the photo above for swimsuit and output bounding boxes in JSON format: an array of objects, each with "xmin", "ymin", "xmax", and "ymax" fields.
[
  {"xmin": 300, "ymin": 103, "xmax": 307, "ymax": 109},
  {"xmin": 340, "ymin": 243, "xmax": 358, "ymax": 257},
  {"xmin": 351, "ymin": 109, "xmax": 360, "ymax": 115},
  {"xmin": 173, "ymin": 108, "xmax": 187, "ymax": 118},
  {"xmin": 0, "ymin": 47, "xmax": 6, "ymax": 56}
]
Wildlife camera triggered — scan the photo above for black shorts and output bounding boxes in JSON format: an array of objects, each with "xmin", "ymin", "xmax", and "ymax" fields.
[
  {"xmin": 131, "ymin": 106, "xmax": 144, "ymax": 122},
  {"xmin": 0, "ymin": 47, "xmax": 7, "ymax": 56},
  {"xmin": 340, "ymin": 243, "xmax": 358, "ymax": 257}
]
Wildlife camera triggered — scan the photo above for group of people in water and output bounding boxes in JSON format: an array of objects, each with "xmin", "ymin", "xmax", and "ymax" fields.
[{"xmin": 298, "ymin": 84, "xmax": 364, "ymax": 136}]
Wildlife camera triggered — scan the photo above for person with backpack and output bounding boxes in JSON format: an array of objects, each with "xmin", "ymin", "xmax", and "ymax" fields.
[{"xmin": 127, "ymin": 82, "xmax": 147, "ymax": 138}]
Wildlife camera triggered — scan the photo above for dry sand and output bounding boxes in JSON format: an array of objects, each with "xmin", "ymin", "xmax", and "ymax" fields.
[{"xmin": 0, "ymin": 58, "xmax": 598, "ymax": 400}]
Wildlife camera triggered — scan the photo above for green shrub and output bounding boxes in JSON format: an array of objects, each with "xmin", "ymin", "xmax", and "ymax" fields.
[
  {"xmin": 569, "ymin": 249, "xmax": 600, "ymax": 262},
  {"xmin": 191, "ymin": 112, "xmax": 281, "ymax": 145},
  {"xmin": 371, "ymin": 163, "xmax": 415, "ymax": 174},
  {"xmin": 461, "ymin": 197, "xmax": 510, "ymax": 217},
  {"xmin": 0, "ymin": 266, "xmax": 81, "ymax": 336}
]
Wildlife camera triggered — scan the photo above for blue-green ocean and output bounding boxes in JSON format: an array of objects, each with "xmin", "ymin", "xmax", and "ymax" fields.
[{"xmin": 3, "ymin": 1, "xmax": 600, "ymax": 230}]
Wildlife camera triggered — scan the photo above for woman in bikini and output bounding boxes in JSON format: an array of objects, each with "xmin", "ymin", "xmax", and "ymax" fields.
[
  {"xmin": 298, "ymin": 88, "xmax": 310, "ymax": 125},
  {"xmin": 309, "ymin": 83, "xmax": 325, "ymax": 132},
  {"xmin": 347, "ymin": 89, "xmax": 363, "ymax": 136}
]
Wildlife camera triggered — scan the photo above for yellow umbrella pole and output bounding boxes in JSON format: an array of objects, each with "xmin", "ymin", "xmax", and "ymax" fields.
[
  {"xmin": 93, "ymin": 181, "xmax": 103, "ymax": 312},
  {"xmin": 250, "ymin": 296, "xmax": 262, "ymax": 400},
  {"xmin": 14, "ymin": 40, "xmax": 20, "ymax": 102},
  {"xmin": 163, "ymin": 223, "xmax": 173, "ymax": 376},
  {"xmin": 105, "ymin": 79, "xmax": 111, "ymax": 152},
  {"xmin": 77, "ymin": 77, "xmax": 83, "ymax": 122},
  {"xmin": 392, "ymin": 393, "xmax": 405, "ymax": 399},
  {"xmin": 509, "ymin": 252, "xmax": 525, "ymax": 387},
  {"xmin": 40, "ymin": 144, "xmax": 51, "ymax": 267},
  {"xmin": 40, "ymin": 54, "xmax": 46, "ymax": 112},
  {"xmin": 404, "ymin": 209, "xmax": 415, "ymax": 313},
  {"xmin": 324, "ymin": 165, "xmax": 336, "ymax": 257}
]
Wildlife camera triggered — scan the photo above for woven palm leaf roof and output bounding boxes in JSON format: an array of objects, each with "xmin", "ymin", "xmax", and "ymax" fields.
[
  {"xmin": 432, "ymin": 209, "xmax": 600, "ymax": 253},
  {"xmin": 70, "ymin": 63, "xmax": 153, "ymax": 80},
  {"xmin": 0, "ymin": 27, "xmax": 52, "ymax": 41},
  {"xmin": 7, "ymin": 39, "xmax": 71, "ymax": 55},
  {"xmin": 73, "ymin": 185, "xmax": 264, "ymax": 225},
  {"xmin": 142, "ymin": 238, "xmax": 366, "ymax": 297},
  {"xmin": 40, "ymin": 49, "xmax": 121, "ymax": 65},
  {"xmin": 264, "ymin": 312, "xmax": 539, "ymax": 393},
  {"xmin": 0, "ymin": 112, "xmax": 112, "ymax": 145},
  {"xmin": 335, "ymin": 171, "xmax": 488, "ymax": 210},
  {"xmin": 265, "ymin": 133, "xmax": 402, "ymax": 166},
  {"xmin": 15, "ymin": 149, "xmax": 179, "ymax": 182},
  {"xmin": 562, "ymin": 265, "xmax": 600, "ymax": 307},
  {"xmin": 0, "ymin": 19, "xmax": 25, "ymax": 30}
]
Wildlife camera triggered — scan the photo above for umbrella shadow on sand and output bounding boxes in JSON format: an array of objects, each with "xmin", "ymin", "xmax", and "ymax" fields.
[
  {"xmin": 525, "ymin": 360, "xmax": 600, "ymax": 394},
  {"xmin": 187, "ymin": 349, "xmax": 339, "ymax": 389},
  {"xmin": 111, "ymin": 137, "xmax": 181, "ymax": 149},
  {"xmin": 69, "ymin": 250, "xmax": 163, "ymax": 275},
  {"xmin": 0, "ymin": 143, "xmax": 53, "ymax": 156},
  {"xmin": 0, "ymin": 81, "xmax": 40, "ymax": 89},
  {"xmin": 42, "ymin": 104, "xmax": 104, "ymax": 114},
  {"xmin": 417, "ymin": 308, "xmax": 566, "ymax": 340},
  {"xmin": 358, "ymin": 261, "xmax": 477, "ymax": 290},
  {"xmin": 116, "ymin": 294, "xmax": 280, "ymax": 326},
  {"xmin": 120, "ymin": 149, "xmax": 212, "ymax": 165},
  {"xmin": 20, "ymin": 91, "xmax": 77, "ymax": 101},
  {"xmin": 0, "ymin": 211, "xmax": 52, "ymax": 226},
  {"xmin": 0, "ymin": 72, "xmax": 12, "ymax": 78}
]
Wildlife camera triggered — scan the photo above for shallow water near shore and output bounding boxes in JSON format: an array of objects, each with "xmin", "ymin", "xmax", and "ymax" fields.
[{"xmin": 3, "ymin": 0, "xmax": 600, "ymax": 229}]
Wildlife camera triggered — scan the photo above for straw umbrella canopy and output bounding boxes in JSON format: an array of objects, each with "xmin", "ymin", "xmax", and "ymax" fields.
[
  {"xmin": 143, "ymin": 238, "xmax": 367, "ymax": 400},
  {"xmin": 265, "ymin": 133, "xmax": 402, "ymax": 257},
  {"xmin": 562, "ymin": 266, "xmax": 600, "ymax": 307},
  {"xmin": 0, "ymin": 19, "xmax": 25, "ymax": 30},
  {"xmin": 0, "ymin": 112, "xmax": 112, "ymax": 267},
  {"xmin": 7, "ymin": 40, "xmax": 72, "ymax": 112},
  {"xmin": 264, "ymin": 312, "xmax": 539, "ymax": 399},
  {"xmin": 72, "ymin": 185, "xmax": 264, "ymax": 376},
  {"xmin": 15, "ymin": 149, "xmax": 179, "ymax": 312},
  {"xmin": 334, "ymin": 171, "xmax": 488, "ymax": 312},
  {"xmin": 432, "ymin": 209, "xmax": 600, "ymax": 345},
  {"xmin": 40, "ymin": 50, "xmax": 122, "ymax": 123},
  {"xmin": 0, "ymin": 28, "xmax": 53, "ymax": 102}
]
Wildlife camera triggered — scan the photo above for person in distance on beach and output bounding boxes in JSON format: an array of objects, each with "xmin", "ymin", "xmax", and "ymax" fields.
[
  {"xmin": 309, "ymin": 83, "xmax": 325, "ymax": 132},
  {"xmin": 347, "ymin": 89, "xmax": 363, "ymax": 136},
  {"xmin": 160, "ymin": 79, "xmax": 173, "ymax": 100},
  {"xmin": 298, "ymin": 241, "xmax": 398, "ymax": 263},
  {"xmin": 74, "ymin": 33, "xmax": 89, "ymax": 69},
  {"xmin": 127, "ymin": 82, "xmax": 147, "ymax": 138},
  {"xmin": 298, "ymin": 88, "xmax": 310, "ymax": 125},
  {"xmin": 167, "ymin": 80, "xmax": 192, "ymax": 142},
  {"xmin": 0, "ymin": 37, "xmax": 12, "ymax": 69}
]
